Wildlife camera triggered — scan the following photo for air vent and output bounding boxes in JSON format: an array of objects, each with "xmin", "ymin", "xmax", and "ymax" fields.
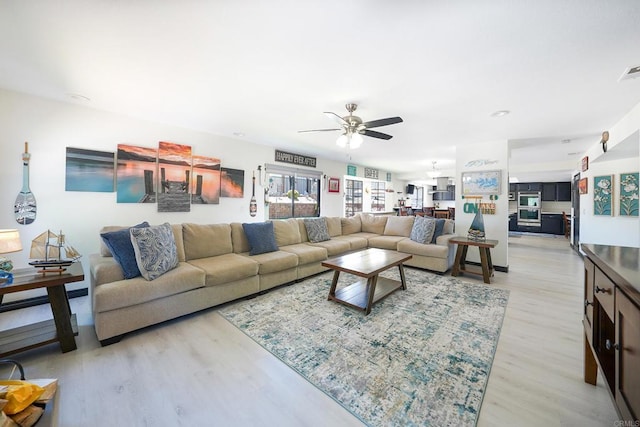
[{"xmin": 619, "ymin": 65, "xmax": 640, "ymax": 82}]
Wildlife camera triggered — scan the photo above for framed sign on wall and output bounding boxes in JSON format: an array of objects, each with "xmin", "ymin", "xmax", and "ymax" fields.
[{"xmin": 328, "ymin": 177, "xmax": 340, "ymax": 193}]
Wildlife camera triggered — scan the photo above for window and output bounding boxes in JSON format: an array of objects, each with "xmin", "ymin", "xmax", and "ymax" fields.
[
  {"xmin": 409, "ymin": 186, "xmax": 424, "ymax": 209},
  {"xmin": 370, "ymin": 181, "xmax": 386, "ymax": 212},
  {"xmin": 265, "ymin": 164, "xmax": 321, "ymax": 219},
  {"xmin": 345, "ymin": 179, "xmax": 363, "ymax": 217}
]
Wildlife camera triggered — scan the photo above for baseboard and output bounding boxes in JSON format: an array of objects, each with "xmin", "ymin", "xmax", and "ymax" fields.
[{"xmin": 0, "ymin": 288, "xmax": 88, "ymax": 313}]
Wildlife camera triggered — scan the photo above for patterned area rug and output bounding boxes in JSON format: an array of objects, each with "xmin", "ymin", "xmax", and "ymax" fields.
[{"xmin": 219, "ymin": 267, "xmax": 509, "ymax": 426}]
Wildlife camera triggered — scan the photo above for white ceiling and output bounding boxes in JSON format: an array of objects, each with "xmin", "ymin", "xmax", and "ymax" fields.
[{"xmin": 2, "ymin": 1, "xmax": 640, "ymax": 183}]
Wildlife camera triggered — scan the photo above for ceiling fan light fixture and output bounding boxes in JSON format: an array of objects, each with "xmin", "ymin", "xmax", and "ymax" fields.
[
  {"xmin": 350, "ymin": 132, "xmax": 363, "ymax": 149},
  {"xmin": 336, "ymin": 134, "xmax": 349, "ymax": 147},
  {"xmin": 427, "ymin": 161, "xmax": 441, "ymax": 178}
]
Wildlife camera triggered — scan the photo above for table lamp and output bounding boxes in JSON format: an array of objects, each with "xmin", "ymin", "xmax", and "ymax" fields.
[{"xmin": 0, "ymin": 229, "xmax": 22, "ymax": 284}]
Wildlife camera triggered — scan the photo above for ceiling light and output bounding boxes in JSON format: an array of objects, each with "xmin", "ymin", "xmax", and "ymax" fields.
[
  {"xmin": 233, "ymin": 132, "xmax": 245, "ymax": 137},
  {"xmin": 336, "ymin": 132, "xmax": 363, "ymax": 149},
  {"xmin": 490, "ymin": 110, "xmax": 510, "ymax": 118},
  {"xmin": 561, "ymin": 139, "xmax": 571, "ymax": 144},
  {"xmin": 427, "ymin": 161, "xmax": 441, "ymax": 178}
]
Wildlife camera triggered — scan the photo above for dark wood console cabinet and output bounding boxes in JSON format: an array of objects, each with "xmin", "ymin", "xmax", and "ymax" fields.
[{"xmin": 582, "ymin": 244, "xmax": 640, "ymax": 421}]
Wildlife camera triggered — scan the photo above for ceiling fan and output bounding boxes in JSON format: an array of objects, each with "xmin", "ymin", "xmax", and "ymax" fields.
[{"xmin": 298, "ymin": 103, "xmax": 403, "ymax": 148}]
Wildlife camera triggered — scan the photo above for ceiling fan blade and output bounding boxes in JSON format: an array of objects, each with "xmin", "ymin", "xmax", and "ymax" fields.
[
  {"xmin": 363, "ymin": 116, "xmax": 403, "ymax": 129},
  {"xmin": 324, "ymin": 111, "xmax": 347, "ymax": 124},
  {"xmin": 298, "ymin": 128, "xmax": 341, "ymax": 133},
  {"xmin": 361, "ymin": 129, "xmax": 393, "ymax": 140}
]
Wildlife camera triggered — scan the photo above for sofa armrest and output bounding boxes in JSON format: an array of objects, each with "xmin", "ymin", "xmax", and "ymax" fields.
[{"xmin": 435, "ymin": 233, "xmax": 457, "ymax": 246}]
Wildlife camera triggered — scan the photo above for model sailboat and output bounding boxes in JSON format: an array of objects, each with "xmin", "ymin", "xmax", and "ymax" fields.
[{"xmin": 29, "ymin": 230, "xmax": 81, "ymax": 273}]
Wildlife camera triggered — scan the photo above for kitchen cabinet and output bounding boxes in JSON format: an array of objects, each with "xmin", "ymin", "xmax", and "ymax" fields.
[
  {"xmin": 509, "ymin": 183, "xmax": 517, "ymax": 192},
  {"xmin": 541, "ymin": 214, "xmax": 563, "ymax": 234},
  {"xmin": 517, "ymin": 182, "xmax": 542, "ymax": 192},
  {"xmin": 556, "ymin": 182, "xmax": 571, "ymax": 201},
  {"xmin": 431, "ymin": 185, "xmax": 455, "ymax": 201},
  {"xmin": 508, "ymin": 213, "xmax": 517, "ymax": 231},
  {"xmin": 542, "ymin": 182, "xmax": 572, "ymax": 201}
]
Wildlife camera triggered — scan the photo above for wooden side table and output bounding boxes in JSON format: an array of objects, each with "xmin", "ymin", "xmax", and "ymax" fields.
[
  {"xmin": 0, "ymin": 263, "xmax": 84, "ymax": 357},
  {"xmin": 449, "ymin": 236, "xmax": 499, "ymax": 284}
]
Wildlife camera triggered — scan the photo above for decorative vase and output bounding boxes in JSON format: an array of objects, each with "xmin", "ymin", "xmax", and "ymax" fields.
[{"xmin": 468, "ymin": 208, "xmax": 486, "ymax": 241}]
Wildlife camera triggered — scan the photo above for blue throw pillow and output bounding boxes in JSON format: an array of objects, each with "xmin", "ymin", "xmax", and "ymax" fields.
[
  {"xmin": 242, "ymin": 222, "xmax": 279, "ymax": 255},
  {"xmin": 100, "ymin": 221, "xmax": 150, "ymax": 279},
  {"xmin": 130, "ymin": 222, "xmax": 178, "ymax": 281},
  {"xmin": 431, "ymin": 219, "xmax": 447, "ymax": 243}
]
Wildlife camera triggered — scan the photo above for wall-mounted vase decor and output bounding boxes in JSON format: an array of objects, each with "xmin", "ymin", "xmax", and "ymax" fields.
[
  {"xmin": 65, "ymin": 147, "xmax": 115, "ymax": 192},
  {"xmin": 619, "ymin": 172, "xmax": 639, "ymax": 217},
  {"xmin": 116, "ymin": 144, "xmax": 158, "ymax": 203},
  {"xmin": 593, "ymin": 175, "xmax": 613, "ymax": 216}
]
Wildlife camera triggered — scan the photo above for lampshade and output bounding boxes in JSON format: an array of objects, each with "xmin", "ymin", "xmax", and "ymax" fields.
[
  {"xmin": 0, "ymin": 229, "xmax": 22, "ymax": 254},
  {"xmin": 336, "ymin": 132, "xmax": 363, "ymax": 149},
  {"xmin": 350, "ymin": 133, "xmax": 363, "ymax": 149}
]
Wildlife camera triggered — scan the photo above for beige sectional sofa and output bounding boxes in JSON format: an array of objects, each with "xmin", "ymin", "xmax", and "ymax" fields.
[{"xmin": 89, "ymin": 214, "xmax": 456, "ymax": 345}]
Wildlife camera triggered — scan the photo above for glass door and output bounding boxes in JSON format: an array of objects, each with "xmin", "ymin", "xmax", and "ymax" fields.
[
  {"xmin": 265, "ymin": 165, "xmax": 321, "ymax": 219},
  {"xmin": 345, "ymin": 179, "xmax": 363, "ymax": 217}
]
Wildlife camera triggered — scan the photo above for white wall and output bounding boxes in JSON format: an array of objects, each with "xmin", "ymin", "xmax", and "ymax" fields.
[
  {"xmin": 0, "ymin": 89, "xmax": 395, "ymax": 298},
  {"xmin": 455, "ymin": 140, "xmax": 509, "ymax": 268},
  {"xmin": 578, "ymin": 101, "xmax": 640, "ymax": 247}
]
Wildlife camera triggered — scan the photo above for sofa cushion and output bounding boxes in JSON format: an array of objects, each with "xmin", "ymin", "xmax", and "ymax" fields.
[
  {"xmin": 360, "ymin": 214, "xmax": 387, "ymax": 234},
  {"xmin": 324, "ymin": 217, "xmax": 342, "ymax": 237},
  {"xmin": 410, "ymin": 216, "xmax": 436, "ymax": 244},
  {"xmin": 397, "ymin": 238, "xmax": 450, "ymax": 259},
  {"xmin": 341, "ymin": 216, "xmax": 361, "ymax": 235},
  {"xmin": 368, "ymin": 235, "xmax": 407, "ymax": 250},
  {"xmin": 183, "ymin": 223, "xmax": 233, "ymax": 260},
  {"xmin": 242, "ymin": 222, "xmax": 279, "ymax": 255},
  {"xmin": 93, "ymin": 262, "xmax": 205, "ymax": 312},
  {"xmin": 333, "ymin": 235, "xmax": 369, "ymax": 251},
  {"xmin": 188, "ymin": 253, "xmax": 259, "ymax": 286},
  {"xmin": 242, "ymin": 250, "xmax": 298, "ymax": 275},
  {"xmin": 307, "ymin": 238, "xmax": 351, "ymax": 256},
  {"xmin": 130, "ymin": 222, "xmax": 179, "ymax": 281},
  {"xmin": 279, "ymin": 243, "xmax": 328, "ymax": 265},
  {"xmin": 100, "ymin": 221, "xmax": 150, "ymax": 279},
  {"xmin": 383, "ymin": 216, "xmax": 415, "ymax": 237},
  {"xmin": 304, "ymin": 218, "xmax": 331, "ymax": 243},
  {"xmin": 272, "ymin": 218, "xmax": 302, "ymax": 246}
]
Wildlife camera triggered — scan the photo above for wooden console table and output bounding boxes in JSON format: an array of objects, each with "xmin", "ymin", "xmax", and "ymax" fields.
[
  {"xmin": 0, "ymin": 263, "xmax": 84, "ymax": 357},
  {"xmin": 449, "ymin": 236, "xmax": 499, "ymax": 284},
  {"xmin": 582, "ymin": 244, "xmax": 639, "ymax": 421}
]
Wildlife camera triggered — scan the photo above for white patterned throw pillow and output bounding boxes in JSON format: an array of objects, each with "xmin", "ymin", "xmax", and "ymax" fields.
[
  {"xmin": 304, "ymin": 218, "xmax": 331, "ymax": 243},
  {"xmin": 130, "ymin": 222, "xmax": 178, "ymax": 281},
  {"xmin": 410, "ymin": 216, "xmax": 436, "ymax": 244}
]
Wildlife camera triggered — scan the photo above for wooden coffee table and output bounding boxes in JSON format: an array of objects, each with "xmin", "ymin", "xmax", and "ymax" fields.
[{"xmin": 322, "ymin": 248, "xmax": 412, "ymax": 315}]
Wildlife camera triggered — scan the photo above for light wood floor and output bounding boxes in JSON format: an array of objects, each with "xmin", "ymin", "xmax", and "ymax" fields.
[{"xmin": 0, "ymin": 235, "xmax": 619, "ymax": 426}]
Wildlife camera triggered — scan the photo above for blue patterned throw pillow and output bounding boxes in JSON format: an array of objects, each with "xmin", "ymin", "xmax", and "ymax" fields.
[
  {"xmin": 303, "ymin": 218, "xmax": 331, "ymax": 243},
  {"xmin": 130, "ymin": 222, "xmax": 178, "ymax": 281},
  {"xmin": 242, "ymin": 222, "xmax": 279, "ymax": 255},
  {"xmin": 100, "ymin": 221, "xmax": 150, "ymax": 279},
  {"xmin": 410, "ymin": 216, "xmax": 436, "ymax": 244},
  {"xmin": 431, "ymin": 219, "xmax": 447, "ymax": 243}
]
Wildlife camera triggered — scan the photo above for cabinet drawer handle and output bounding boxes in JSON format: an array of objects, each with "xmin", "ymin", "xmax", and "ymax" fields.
[
  {"xmin": 605, "ymin": 339, "xmax": 620, "ymax": 351},
  {"xmin": 595, "ymin": 286, "xmax": 608, "ymax": 294},
  {"xmin": 584, "ymin": 299, "xmax": 592, "ymax": 307}
]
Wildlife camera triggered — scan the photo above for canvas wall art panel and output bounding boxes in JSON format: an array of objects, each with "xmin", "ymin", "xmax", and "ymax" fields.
[
  {"xmin": 191, "ymin": 155, "xmax": 221, "ymax": 204},
  {"xmin": 619, "ymin": 172, "xmax": 639, "ymax": 217},
  {"xmin": 593, "ymin": 175, "xmax": 613, "ymax": 216},
  {"xmin": 116, "ymin": 144, "xmax": 158, "ymax": 203},
  {"xmin": 221, "ymin": 168, "xmax": 245, "ymax": 198},
  {"xmin": 157, "ymin": 141, "xmax": 192, "ymax": 212},
  {"xmin": 65, "ymin": 147, "xmax": 115, "ymax": 192}
]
